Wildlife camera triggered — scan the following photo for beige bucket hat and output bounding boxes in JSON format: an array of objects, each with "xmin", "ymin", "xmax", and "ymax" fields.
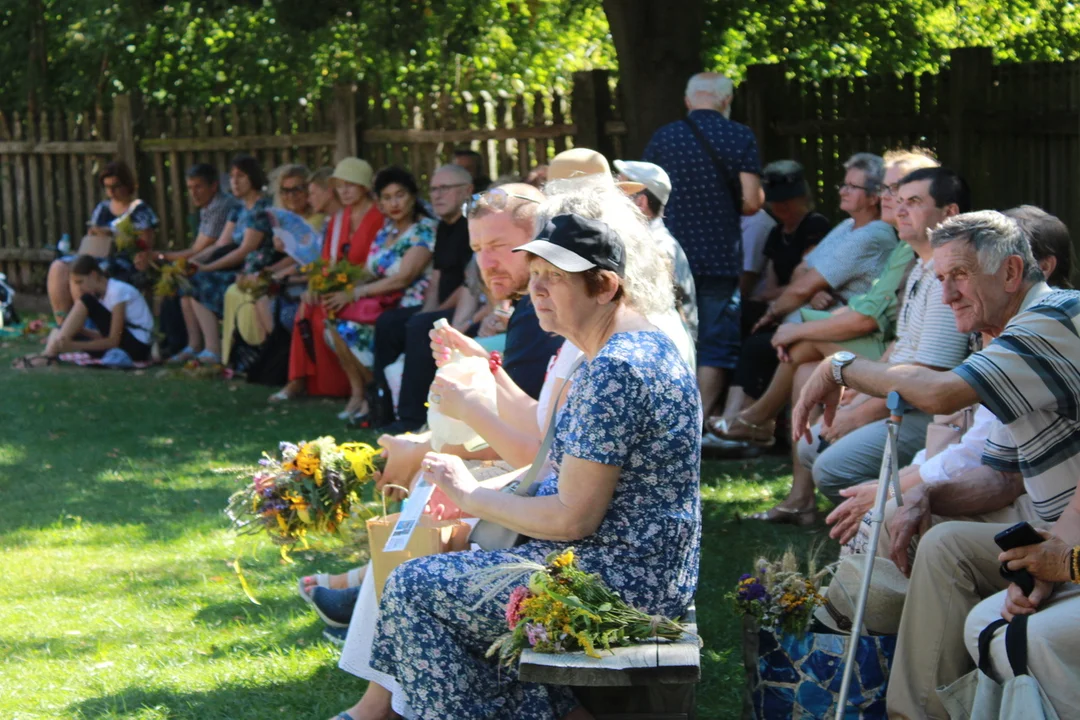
[
  {"xmin": 547, "ymin": 148, "xmax": 645, "ymax": 195},
  {"xmin": 331, "ymin": 157, "xmax": 374, "ymax": 189},
  {"xmin": 813, "ymin": 555, "xmax": 909, "ymax": 635}
]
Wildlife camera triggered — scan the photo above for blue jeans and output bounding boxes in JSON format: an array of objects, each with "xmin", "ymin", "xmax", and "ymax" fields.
[{"xmin": 694, "ymin": 275, "xmax": 741, "ymax": 369}]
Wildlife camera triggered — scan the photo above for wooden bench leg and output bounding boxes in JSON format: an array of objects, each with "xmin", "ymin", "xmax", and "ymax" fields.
[{"xmin": 578, "ymin": 684, "xmax": 697, "ymax": 720}]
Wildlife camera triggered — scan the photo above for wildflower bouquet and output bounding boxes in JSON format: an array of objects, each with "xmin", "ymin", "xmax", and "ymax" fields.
[
  {"xmin": 478, "ymin": 549, "xmax": 690, "ymax": 668},
  {"xmin": 729, "ymin": 549, "xmax": 826, "ymax": 636},
  {"xmin": 235, "ymin": 268, "xmax": 278, "ymax": 299},
  {"xmin": 302, "ymin": 258, "xmax": 373, "ymax": 296},
  {"xmin": 225, "ymin": 437, "xmax": 382, "ymax": 547},
  {"xmin": 153, "ymin": 257, "xmax": 194, "ymax": 298}
]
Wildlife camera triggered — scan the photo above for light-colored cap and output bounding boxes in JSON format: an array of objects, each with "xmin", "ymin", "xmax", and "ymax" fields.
[
  {"xmin": 331, "ymin": 157, "xmax": 374, "ymax": 189},
  {"xmin": 614, "ymin": 160, "xmax": 671, "ymax": 205},
  {"xmin": 812, "ymin": 555, "xmax": 909, "ymax": 636},
  {"xmin": 548, "ymin": 148, "xmax": 645, "ymax": 195}
]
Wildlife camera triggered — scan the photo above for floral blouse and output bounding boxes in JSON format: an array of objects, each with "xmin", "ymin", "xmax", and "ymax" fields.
[
  {"xmin": 365, "ymin": 216, "xmax": 437, "ymax": 307},
  {"xmin": 228, "ymin": 196, "xmax": 279, "ymax": 274}
]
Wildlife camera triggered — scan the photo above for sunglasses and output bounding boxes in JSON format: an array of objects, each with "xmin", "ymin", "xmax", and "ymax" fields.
[
  {"xmin": 462, "ymin": 187, "xmax": 541, "ymax": 219},
  {"xmin": 280, "ymin": 185, "xmax": 307, "ymax": 195}
]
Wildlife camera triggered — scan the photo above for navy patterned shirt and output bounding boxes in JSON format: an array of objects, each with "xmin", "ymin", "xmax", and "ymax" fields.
[{"xmin": 643, "ymin": 109, "xmax": 761, "ymax": 278}]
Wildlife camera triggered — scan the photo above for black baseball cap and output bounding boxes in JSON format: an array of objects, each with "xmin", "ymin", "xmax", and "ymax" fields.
[
  {"xmin": 513, "ymin": 214, "xmax": 626, "ymax": 276},
  {"xmin": 763, "ymin": 160, "xmax": 808, "ymax": 202}
]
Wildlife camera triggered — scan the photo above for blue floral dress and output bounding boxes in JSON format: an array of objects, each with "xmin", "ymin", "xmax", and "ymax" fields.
[
  {"xmin": 333, "ymin": 216, "xmax": 436, "ymax": 368},
  {"xmin": 187, "ymin": 196, "xmax": 275, "ymax": 317},
  {"xmin": 62, "ymin": 200, "xmax": 160, "ymax": 287},
  {"xmin": 370, "ymin": 330, "xmax": 702, "ymax": 719}
]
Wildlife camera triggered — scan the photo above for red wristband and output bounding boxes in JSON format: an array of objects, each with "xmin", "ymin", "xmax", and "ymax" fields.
[{"xmin": 488, "ymin": 351, "xmax": 503, "ymax": 374}]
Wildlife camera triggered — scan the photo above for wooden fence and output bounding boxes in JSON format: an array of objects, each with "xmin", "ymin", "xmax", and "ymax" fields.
[
  {"xmin": 5, "ymin": 51, "xmax": 1080, "ymax": 290},
  {"xmin": 731, "ymin": 47, "xmax": 1080, "ymax": 241}
]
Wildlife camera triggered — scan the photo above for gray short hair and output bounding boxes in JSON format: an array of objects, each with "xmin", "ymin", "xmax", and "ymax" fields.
[
  {"xmin": 843, "ymin": 153, "xmax": 885, "ymax": 194},
  {"xmin": 930, "ymin": 210, "xmax": 1044, "ymax": 282},
  {"xmin": 432, "ymin": 164, "xmax": 473, "ymax": 186},
  {"xmin": 685, "ymin": 73, "xmax": 734, "ymax": 116},
  {"xmin": 537, "ymin": 177, "xmax": 674, "ymax": 316}
]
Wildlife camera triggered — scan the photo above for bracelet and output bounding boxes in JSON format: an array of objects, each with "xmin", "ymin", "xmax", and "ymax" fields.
[
  {"xmin": 1071, "ymin": 546, "xmax": 1080, "ymax": 583},
  {"xmin": 488, "ymin": 350, "xmax": 503, "ymax": 374}
]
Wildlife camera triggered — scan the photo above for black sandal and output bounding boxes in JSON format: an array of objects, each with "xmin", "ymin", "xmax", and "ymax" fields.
[{"xmin": 11, "ymin": 354, "xmax": 58, "ymax": 369}]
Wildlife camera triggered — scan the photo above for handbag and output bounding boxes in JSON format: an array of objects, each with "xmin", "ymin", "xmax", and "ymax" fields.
[
  {"xmin": 469, "ymin": 356, "xmax": 585, "ymax": 551},
  {"xmin": 938, "ymin": 615, "xmax": 1061, "ymax": 720},
  {"xmin": 924, "ymin": 405, "xmax": 976, "ymax": 460},
  {"xmin": 743, "ymin": 616, "xmax": 896, "ymax": 719},
  {"xmin": 336, "ymin": 291, "xmax": 403, "ymax": 324},
  {"xmin": 683, "ymin": 116, "xmax": 744, "ymax": 216}
]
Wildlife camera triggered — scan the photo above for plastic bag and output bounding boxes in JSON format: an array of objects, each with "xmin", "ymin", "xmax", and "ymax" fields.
[{"xmin": 427, "ymin": 350, "xmax": 498, "ymax": 451}]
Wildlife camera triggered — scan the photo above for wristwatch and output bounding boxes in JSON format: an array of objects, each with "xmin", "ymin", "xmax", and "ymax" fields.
[{"xmin": 830, "ymin": 351, "xmax": 857, "ymax": 387}]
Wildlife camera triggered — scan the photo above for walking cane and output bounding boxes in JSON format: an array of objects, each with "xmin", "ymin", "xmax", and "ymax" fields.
[{"xmin": 834, "ymin": 391, "xmax": 911, "ymax": 718}]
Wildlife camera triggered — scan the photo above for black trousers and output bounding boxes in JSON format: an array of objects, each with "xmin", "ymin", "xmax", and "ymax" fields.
[
  {"xmin": 81, "ymin": 293, "xmax": 152, "ymax": 362},
  {"xmin": 158, "ymin": 294, "xmax": 188, "ymax": 356},
  {"xmin": 731, "ymin": 329, "xmax": 779, "ymax": 400},
  {"xmin": 372, "ymin": 307, "xmax": 456, "ymax": 426}
]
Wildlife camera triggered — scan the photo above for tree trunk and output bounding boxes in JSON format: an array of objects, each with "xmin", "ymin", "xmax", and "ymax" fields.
[{"xmin": 602, "ymin": 0, "xmax": 704, "ymax": 158}]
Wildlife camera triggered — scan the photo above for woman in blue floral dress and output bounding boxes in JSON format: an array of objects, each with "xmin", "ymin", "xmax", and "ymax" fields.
[
  {"xmin": 171, "ymin": 155, "xmax": 277, "ymax": 365},
  {"xmin": 331, "ymin": 212, "xmax": 701, "ymax": 720},
  {"xmin": 326, "ymin": 166, "xmax": 435, "ymax": 424}
]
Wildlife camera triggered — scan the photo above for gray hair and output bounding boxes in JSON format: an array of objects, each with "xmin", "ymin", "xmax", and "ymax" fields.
[
  {"xmin": 930, "ymin": 210, "xmax": 1044, "ymax": 283},
  {"xmin": 843, "ymin": 153, "xmax": 885, "ymax": 194},
  {"xmin": 685, "ymin": 73, "xmax": 734, "ymax": 117},
  {"xmin": 270, "ymin": 163, "xmax": 310, "ymax": 206},
  {"xmin": 308, "ymin": 166, "xmax": 335, "ymax": 189},
  {"xmin": 537, "ymin": 177, "xmax": 674, "ymax": 316},
  {"xmin": 432, "ymin": 164, "xmax": 473, "ymax": 186}
]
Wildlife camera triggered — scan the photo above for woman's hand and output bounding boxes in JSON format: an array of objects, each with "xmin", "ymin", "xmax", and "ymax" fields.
[
  {"xmin": 770, "ymin": 322, "xmax": 805, "ymax": 352},
  {"xmin": 999, "ymin": 529, "xmax": 1073, "ymax": 583},
  {"xmin": 430, "ymin": 324, "xmax": 486, "ymax": 366},
  {"xmin": 420, "ymin": 453, "xmax": 478, "ymax": 509},
  {"xmin": 374, "ymin": 433, "xmax": 431, "ymax": 502},
  {"xmin": 429, "ymin": 375, "xmax": 482, "ymax": 421},
  {"xmin": 477, "ymin": 312, "xmax": 509, "ymax": 338},
  {"xmin": 1002, "ymin": 579, "xmax": 1055, "ymax": 621},
  {"xmin": 809, "ymin": 290, "xmax": 834, "ymax": 311},
  {"xmin": 322, "ymin": 291, "xmax": 351, "ymax": 313},
  {"xmin": 300, "ymin": 290, "xmax": 317, "ymax": 307},
  {"xmin": 826, "ymin": 482, "xmax": 877, "ymax": 544}
]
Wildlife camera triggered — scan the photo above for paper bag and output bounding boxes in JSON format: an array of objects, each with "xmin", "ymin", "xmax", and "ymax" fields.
[{"xmin": 366, "ymin": 512, "xmax": 470, "ymax": 602}]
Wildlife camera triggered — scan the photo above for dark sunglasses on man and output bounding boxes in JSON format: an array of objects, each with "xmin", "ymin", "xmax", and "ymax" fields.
[{"xmin": 461, "ymin": 187, "xmax": 541, "ymax": 219}]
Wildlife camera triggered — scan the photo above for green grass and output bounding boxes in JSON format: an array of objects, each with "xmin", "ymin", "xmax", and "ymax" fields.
[{"xmin": 0, "ymin": 335, "xmax": 833, "ymax": 719}]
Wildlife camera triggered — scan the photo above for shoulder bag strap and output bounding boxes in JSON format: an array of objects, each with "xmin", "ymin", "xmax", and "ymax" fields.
[
  {"xmin": 510, "ymin": 356, "xmax": 586, "ymax": 497},
  {"xmin": 1004, "ymin": 613, "xmax": 1030, "ymax": 677},
  {"xmin": 977, "ymin": 617, "xmax": 1010, "ymax": 676},
  {"xmin": 682, "ymin": 117, "xmax": 740, "ymax": 215}
]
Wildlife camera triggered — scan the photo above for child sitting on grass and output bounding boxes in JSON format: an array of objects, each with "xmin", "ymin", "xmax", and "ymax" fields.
[{"xmin": 12, "ymin": 254, "xmax": 153, "ymax": 369}]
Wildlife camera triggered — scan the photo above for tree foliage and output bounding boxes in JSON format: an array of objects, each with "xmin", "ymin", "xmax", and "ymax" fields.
[{"xmin": 2, "ymin": 0, "xmax": 1080, "ymax": 112}]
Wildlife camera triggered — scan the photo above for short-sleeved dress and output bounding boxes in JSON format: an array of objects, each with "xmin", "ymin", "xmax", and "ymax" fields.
[
  {"xmin": 332, "ymin": 216, "xmax": 436, "ymax": 368},
  {"xmin": 369, "ymin": 330, "xmax": 702, "ymax": 719},
  {"xmin": 186, "ymin": 196, "xmax": 275, "ymax": 317}
]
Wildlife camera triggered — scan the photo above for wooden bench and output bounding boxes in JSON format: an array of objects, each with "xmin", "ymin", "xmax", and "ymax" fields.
[{"xmin": 518, "ymin": 607, "xmax": 700, "ymax": 720}]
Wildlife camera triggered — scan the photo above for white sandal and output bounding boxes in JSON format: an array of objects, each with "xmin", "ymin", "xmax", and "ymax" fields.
[{"xmin": 296, "ymin": 568, "xmax": 364, "ymax": 601}]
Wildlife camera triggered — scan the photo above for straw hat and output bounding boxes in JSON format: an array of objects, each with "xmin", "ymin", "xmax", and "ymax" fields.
[
  {"xmin": 813, "ymin": 555, "xmax": 908, "ymax": 635},
  {"xmin": 331, "ymin": 157, "xmax": 374, "ymax": 189},
  {"xmin": 548, "ymin": 148, "xmax": 645, "ymax": 195}
]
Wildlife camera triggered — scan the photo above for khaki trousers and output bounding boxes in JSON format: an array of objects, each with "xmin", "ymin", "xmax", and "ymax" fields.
[{"xmin": 886, "ymin": 513, "xmax": 1052, "ymax": 719}]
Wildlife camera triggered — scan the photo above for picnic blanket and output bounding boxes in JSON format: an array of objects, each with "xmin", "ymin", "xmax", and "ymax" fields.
[{"xmin": 58, "ymin": 351, "xmax": 155, "ymax": 369}]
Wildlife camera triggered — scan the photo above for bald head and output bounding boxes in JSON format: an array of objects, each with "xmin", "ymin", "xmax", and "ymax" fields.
[{"xmin": 685, "ymin": 72, "xmax": 734, "ymax": 116}]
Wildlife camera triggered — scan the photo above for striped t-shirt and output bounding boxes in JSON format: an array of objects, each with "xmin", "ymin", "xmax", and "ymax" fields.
[
  {"xmin": 954, "ymin": 283, "xmax": 1080, "ymax": 522},
  {"xmin": 889, "ymin": 257, "xmax": 969, "ymax": 368}
]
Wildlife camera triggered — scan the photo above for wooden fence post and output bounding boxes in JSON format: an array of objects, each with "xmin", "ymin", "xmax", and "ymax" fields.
[
  {"xmin": 572, "ymin": 70, "xmax": 615, "ymax": 159},
  {"xmin": 948, "ymin": 47, "xmax": 993, "ymax": 204},
  {"xmin": 112, "ymin": 94, "xmax": 137, "ymax": 171},
  {"xmin": 743, "ymin": 63, "xmax": 787, "ymax": 164},
  {"xmin": 333, "ymin": 84, "xmax": 358, "ymax": 162}
]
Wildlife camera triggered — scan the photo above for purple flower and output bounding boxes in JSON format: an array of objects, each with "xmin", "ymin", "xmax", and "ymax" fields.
[{"xmin": 524, "ymin": 623, "xmax": 548, "ymax": 647}]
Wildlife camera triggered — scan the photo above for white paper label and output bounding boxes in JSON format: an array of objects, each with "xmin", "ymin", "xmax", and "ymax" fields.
[{"xmin": 382, "ymin": 477, "xmax": 437, "ymax": 553}]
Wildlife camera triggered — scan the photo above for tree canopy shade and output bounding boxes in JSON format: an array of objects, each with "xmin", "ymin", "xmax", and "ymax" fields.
[{"xmin": 2, "ymin": 0, "xmax": 1080, "ymax": 114}]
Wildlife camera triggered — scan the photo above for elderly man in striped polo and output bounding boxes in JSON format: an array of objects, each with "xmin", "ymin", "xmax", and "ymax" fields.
[{"xmin": 793, "ymin": 210, "xmax": 1080, "ymax": 719}]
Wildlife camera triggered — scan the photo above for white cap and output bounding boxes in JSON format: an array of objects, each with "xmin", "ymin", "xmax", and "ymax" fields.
[{"xmin": 613, "ymin": 160, "xmax": 672, "ymax": 206}]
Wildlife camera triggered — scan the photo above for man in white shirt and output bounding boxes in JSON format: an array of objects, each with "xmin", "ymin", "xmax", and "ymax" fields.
[{"xmin": 614, "ymin": 159, "xmax": 698, "ymax": 340}]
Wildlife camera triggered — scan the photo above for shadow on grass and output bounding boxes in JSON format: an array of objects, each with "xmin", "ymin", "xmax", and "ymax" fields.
[{"xmin": 68, "ymin": 663, "xmax": 365, "ymax": 720}]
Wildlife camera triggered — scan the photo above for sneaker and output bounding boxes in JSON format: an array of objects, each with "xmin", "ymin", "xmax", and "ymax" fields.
[
  {"xmin": 310, "ymin": 585, "xmax": 360, "ymax": 627},
  {"xmin": 322, "ymin": 625, "xmax": 348, "ymax": 646}
]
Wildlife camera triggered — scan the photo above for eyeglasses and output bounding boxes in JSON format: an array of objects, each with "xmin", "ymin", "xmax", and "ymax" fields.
[
  {"xmin": 462, "ymin": 187, "xmax": 541, "ymax": 218},
  {"xmin": 430, "ymin": 182, "xmax": 468, "ymax": 195},
  {"xmin": 103, "ymin": 181, "xmax": 122, "ymax": 191},
  {"xmin": 280, "ymin": 185, "xmax": 307, "ymax": 195},
  {"xmin": 837, "ymin": 183, "xmax": 871, "ymax": 193},
  {"xmin": 880, "ymin": 183, "xmax": 901, "ymax": 197}
]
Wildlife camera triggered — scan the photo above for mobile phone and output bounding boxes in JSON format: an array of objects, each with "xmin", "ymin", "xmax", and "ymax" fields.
[{"xmin": 994, "ymin": 522, "xmax": 1045, "ymax": 596}]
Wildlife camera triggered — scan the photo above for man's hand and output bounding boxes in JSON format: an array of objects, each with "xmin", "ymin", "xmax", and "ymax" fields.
[
  {"xmin": 999, "ymin": 529, "xmax": 1073, "ymax": 584},
  {"xmin": 809, "ymin": 290, "xmax": 834, "ymax": 310},
  {"xmin": 888, "ymin": 483, "xmax": 932, "ymax": 575},
  {"xmin": 791, "ymin": 358, "xmax": 842, "ymax": 443},
  {"xmin": 1002, "ymin": 579, "xmax": 1055, "ymax": 621},
  {"xmin": 477, "ymin": 312, "xmax": 509, "ymax": 338},
  {"xmin": 819, "ymin": 406, "xmax": 864, "ymax": 443},
  {"xmin": 826, "ymin": 482, "xmax": 878, "ymax": 544}
]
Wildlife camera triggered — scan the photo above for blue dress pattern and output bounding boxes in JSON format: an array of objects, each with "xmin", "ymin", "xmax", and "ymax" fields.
[
  {"xmin": 187, "ymin": 196, "xmax": 275, "ymax": 317},
  {"xmin": 370, "ymin": 330, "xmax": 702, "ymax": 720}
]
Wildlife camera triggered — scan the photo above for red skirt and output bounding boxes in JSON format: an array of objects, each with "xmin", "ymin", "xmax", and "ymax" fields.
[{"xmin": 287, "ymin": 302, "xmax": 351, "ymax": 397}]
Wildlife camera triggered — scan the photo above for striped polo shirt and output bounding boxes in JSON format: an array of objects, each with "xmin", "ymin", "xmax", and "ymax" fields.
[
  {"xmin": 889, "ymin": 257, "xmax": 970, "ymax": 368},
  {"xmin": 955, "ymin": 283, "xmax": 1080, "ymax": 522}
]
